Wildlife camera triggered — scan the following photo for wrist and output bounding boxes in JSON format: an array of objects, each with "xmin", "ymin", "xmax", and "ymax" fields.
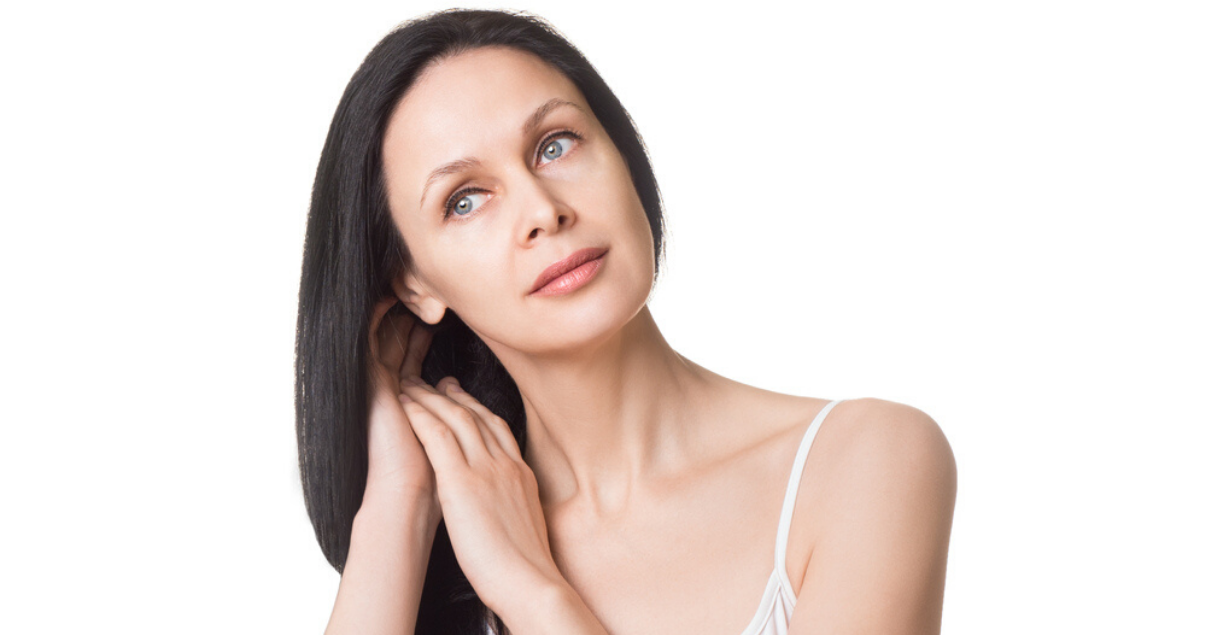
[
  {"xmin": 356, "ymin": 487, "xmax": 441, "ymax": 539},
  {"xmin": 495, "ymin": 577, "xmax": 599, "ymax": 635}
]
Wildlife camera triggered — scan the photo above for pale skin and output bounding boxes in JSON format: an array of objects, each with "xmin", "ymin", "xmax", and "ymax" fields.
[{"xmin": 336, "ymin": 45, "xmax": 957, "ymax": 635}]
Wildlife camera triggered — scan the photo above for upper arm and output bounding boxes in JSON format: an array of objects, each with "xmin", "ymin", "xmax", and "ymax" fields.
[{"xmin": 788, "ymin": 399, "xmax": 958, "ymax": 635}]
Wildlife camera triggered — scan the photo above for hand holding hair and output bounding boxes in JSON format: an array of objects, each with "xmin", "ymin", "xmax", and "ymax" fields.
[
  {"xmin": 364, "ymin": 296, "xmax": 439, "ymax": 518},
  {"xmin": 398, "ymin": 374, "xmax": 568, "ymax": 624}
]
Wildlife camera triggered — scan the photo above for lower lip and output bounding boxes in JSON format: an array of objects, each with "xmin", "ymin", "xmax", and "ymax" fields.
[{"xmin": 531, "ymin": 253, "xmax": 606, "ymax": 296}]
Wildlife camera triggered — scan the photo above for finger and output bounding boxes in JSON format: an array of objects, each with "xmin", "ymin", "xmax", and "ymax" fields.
[
  {"xmin": 368, "ymin": 299, "xmax": 408, "ymax": 396},
  {"xmin": 401, "ymin": 378, "xmax": 495, "ymax": 464},
  {"xmin": 433, "ymin": 377, "xmax": 510, "ymax": 461},
  {"xmin": 399, "ymin": 393, "xmax": 468, "ymax": 472},
  {"xmin": 378, "ymin": 305, "xmax": 413, "ymax": 373},
  {"xmin": 437, "ymin": 377, "xmax": 525, "ymax": 463},
  {"xmin": 400, "ymin": 319, "xmax": 433, "ymax": 380},
  {"xmin": 367, "ymin": 297, "xmax": 398, "ymax": 365}
]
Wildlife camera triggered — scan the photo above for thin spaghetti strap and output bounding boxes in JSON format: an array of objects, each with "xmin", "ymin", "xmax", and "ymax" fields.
[{"xmin": 773, "ymin": 399, "xmax": 842, "ymax": 590}]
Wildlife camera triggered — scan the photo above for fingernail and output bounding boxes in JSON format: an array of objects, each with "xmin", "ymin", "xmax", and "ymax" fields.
[
  {"xmin": 401, "ymin": 376, "xmax": 418, "ymax": 386},
  {"xmin": 399, "ymin": 392, "xmax": 414, "ymax": 403},
  {"xmin": 447, "ymin": 381, "xmax": 462, "ymax": 392}
]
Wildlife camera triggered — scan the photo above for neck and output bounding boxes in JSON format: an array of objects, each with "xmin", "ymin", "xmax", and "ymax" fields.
[{"xmin": 485, "ymin": 305, "xmax": 715, "ymax": 519}]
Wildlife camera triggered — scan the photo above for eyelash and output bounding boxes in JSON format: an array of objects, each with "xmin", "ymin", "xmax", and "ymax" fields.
[{"xmin": 441, "ymin": 129, "xmax": 583, "ymax": 221}]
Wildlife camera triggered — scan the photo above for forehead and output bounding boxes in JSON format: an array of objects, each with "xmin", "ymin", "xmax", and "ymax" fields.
[{"xmin": 382, "ymin": 46, "xmax": 587, "ymax": 191}]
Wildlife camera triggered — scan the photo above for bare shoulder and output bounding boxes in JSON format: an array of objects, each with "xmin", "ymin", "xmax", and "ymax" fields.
[
  {"xmin": 787, "ymin": 397, "xmax": 958, "ymax": 635},
  {"xmin": 823, "ymin": 398, "xmax": 957, "ymax": 484},
  {"xmin": 810, "ymin": 398, "xmax": 958, "ymax": 532}
]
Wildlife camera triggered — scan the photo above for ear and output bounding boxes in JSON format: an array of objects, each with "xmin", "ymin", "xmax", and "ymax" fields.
[{"xmin": 392, "ymin": 268, "xmax": 447, "ymax": 326}]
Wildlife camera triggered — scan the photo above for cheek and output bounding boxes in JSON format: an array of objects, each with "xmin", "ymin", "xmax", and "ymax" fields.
[
  {"xmin": 603, "ymin": 162, "xmax": 653, "ymax": 244},
  {"xmin": 423, "ymin": 238, "xmax": 512, "ymax": 307},
  {"xmin": 576, "ymin": 150, "xmax": 642, "ymax": 219}
]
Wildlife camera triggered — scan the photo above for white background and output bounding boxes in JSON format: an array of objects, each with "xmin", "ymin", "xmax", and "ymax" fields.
[{"xmin": 1, "ymin": 1, "xmax": 1202, "ymax": 632}]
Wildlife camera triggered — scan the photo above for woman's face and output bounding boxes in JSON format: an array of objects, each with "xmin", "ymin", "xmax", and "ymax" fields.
[{"xmin": 381, "ymin": 46, "xmax": 656, "ymax": 356}]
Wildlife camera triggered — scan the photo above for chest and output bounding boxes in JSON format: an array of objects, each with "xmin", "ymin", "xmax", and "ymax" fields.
[{"xmin": 542, "ymin": 454, "xmax": 813, "ymax": 635}]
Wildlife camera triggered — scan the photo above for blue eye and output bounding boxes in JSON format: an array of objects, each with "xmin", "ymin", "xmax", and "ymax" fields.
[
  {"xmin": 538, "ymin": 133, "xmax": 579, "ymax": 165},
  {"xmin": 441, "ymin": 131, "xmax": 581, "ymax": 222},
  {"xmin": 444, "ymin": 189, "xmax": 488, "ymax": 219}
]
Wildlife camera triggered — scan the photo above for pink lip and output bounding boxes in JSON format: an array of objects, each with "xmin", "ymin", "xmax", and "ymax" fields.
[{"xmin": 529, "ymin": 247, "xmax": 608, "ymax": 295}]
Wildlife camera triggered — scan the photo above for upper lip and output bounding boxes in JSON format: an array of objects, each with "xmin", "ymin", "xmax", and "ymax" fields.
[{"xmin": 529, "ymin": 247, "xmax": 608, "ymax": 294}]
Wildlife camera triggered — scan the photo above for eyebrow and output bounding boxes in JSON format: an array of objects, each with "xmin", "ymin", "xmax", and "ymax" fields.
[
  {"xmin": 523, "ymin": 97, "xmax": 584, "ymax": 135},
  {"xmin": 418, "ymin": 98, "xmax": 587, "ymax": 209}
]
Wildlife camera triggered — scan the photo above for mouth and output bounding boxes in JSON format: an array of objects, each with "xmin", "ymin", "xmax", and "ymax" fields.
[{"xmin": 529, "ymin": 247, "xmax": 609, "ymax": 296}]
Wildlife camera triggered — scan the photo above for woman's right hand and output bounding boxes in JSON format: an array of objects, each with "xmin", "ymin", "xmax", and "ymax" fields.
[{"xmin": 363, "ymin": 296, "xmax": 441, "ymax": 521}]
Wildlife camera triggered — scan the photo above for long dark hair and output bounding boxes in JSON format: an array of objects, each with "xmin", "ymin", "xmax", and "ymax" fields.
[{"xmin": 295, "ymin": 8, "xmax": 667, "ymax": 634}]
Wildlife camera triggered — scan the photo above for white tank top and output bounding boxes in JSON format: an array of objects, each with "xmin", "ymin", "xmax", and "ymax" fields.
[{"xmin": 486, "ymin": 399, "xmax": 843, "ymax": 635}]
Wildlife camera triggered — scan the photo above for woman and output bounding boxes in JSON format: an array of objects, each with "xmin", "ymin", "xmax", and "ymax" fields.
[{"xmin": 296, "ymin": 8, "xmax": 957, "ymax": 635}]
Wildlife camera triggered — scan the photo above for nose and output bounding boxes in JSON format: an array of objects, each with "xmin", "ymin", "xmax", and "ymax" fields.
[{"xmin": 515, "ymin": 172, "xmax": 574, "ymax": 245}]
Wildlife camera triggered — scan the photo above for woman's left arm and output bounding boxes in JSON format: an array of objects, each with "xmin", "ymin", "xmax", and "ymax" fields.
[
  {"xmin": 788, "ymin": 400, "xmax": 958, "ymax": 635},
  {"xmin": 399, "ymin": 376, "xmax": 608, "ymax": 635}
]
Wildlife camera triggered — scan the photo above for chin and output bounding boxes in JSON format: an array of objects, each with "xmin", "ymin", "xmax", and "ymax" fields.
[
  {"xmin": 511, "ymin": 271, "xmax": 651, "ymax": 355},
  {"xmin": 471, "ymin": 246, "xmax": 655, "ymax": 355},
  {"xmin": 538, "ymin": 280, "xmax": 643, "ymax": 351}
]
